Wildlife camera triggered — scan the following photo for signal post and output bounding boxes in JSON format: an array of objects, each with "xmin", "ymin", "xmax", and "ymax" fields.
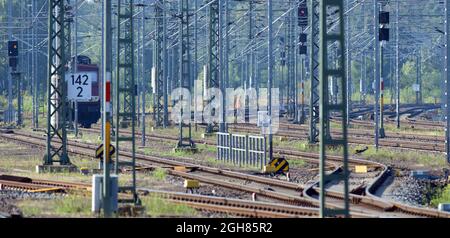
[{"xmin": 101, "ymin": 0, "xmax": 114, "ymax": 217}]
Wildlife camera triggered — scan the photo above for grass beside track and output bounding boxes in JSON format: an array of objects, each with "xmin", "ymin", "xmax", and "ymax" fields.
[
  {"xmin": 16, "ymin": 194, "xmax": 198, "ymax": 218},
  {"xmin": 430, "ymin": 186, "xmax": 450, "ymax": 208},
  {"xmin": 274, "ymin": 138, "xmax": 448, "ymax": 169},
  {"xmin": 17, "ymin": 195, "xmax": 92, "ymax": 218},
  {"xmin": 142, "ymin": 195, "xmax": 198, "ymax": 218},
  {"xmin": 0, "ymin": 138, "xmax": 196, "ymax": 217},
  {"xmin": 360, "ymin": 147, "xmax": 448, "ymax": 169}
]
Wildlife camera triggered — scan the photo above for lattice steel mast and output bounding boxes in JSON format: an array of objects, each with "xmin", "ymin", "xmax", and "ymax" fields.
[
  {"xmin": 32, "ymin": 0, "xmax": 38, "ymax": 129},
  {"xmin": 309, "ymin": 0, "xmax": 320, "ymax": 143},
  {"xmin": 395, "ymin": 0, "xmax": 400, "ymax": 129},
  {"xmin": 319, "ymin": 0, "xmax": 349, "ymax": 218},
  {"xmin": 115, "ymin": 0, "xmax": 138, "ymax": 204},
  {"xmin": 345, "ymin": 0, "xmax": 352, "ymax": 126},
  {"xmin": 45, "ymin": 0, "xmax": 71, "ymax": 166},
  {"xmin": 205, "ymin": 0, "xmax": 220, "ymax": 134},
  {"xmin": 154, "ymin": 1, "xmax": 168, "ymax": 128},
  {"xmin": 221, "ymin": 0, "xmax": 228, "ymax": 133},
  {"xmin": 287, "ymin": 4, "xmax": 296, "ymax": 120},
  {"xmin": 176, "ymin": 0, "xmax": 196, "ymax": 151}
]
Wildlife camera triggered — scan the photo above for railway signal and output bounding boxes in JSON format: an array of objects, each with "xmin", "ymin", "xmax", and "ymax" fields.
[
  {"xmin": 378, "ymin": 7, "xmax": 389, "ymax": 139},
  {"xmin": 98, "ymin": 0, "xmax": 116, "ymax": 217},
  {"xmin": 9, "ymin": 58, "xmax": 17, "ymax": 68},
  {"xmin": 298, "ymin": 3, "xmax": 308, "ymax": 27},
  {"xmin": 7, "ymin": 40, "xmax": 19, "ymax": 125},
  {"xmin": 8, "ymin": 40, "xmax": 18, "ymax": 57}
]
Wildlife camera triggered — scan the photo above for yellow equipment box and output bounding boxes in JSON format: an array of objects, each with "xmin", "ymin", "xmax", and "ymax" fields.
[
  {"xmin": 355, "ymin": 165, "xmax": 368, "ymax": 174},
  {"xmin": 184, "ymin": 179, "xmax": 200, "ymax": 189}
]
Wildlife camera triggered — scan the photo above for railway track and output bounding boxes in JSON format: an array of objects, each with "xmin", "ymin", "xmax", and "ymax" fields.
[
  {"xmin": 80, "ymin": 117, "xmax": 446, "ymax": 154},
  {"xmin": 0, "ymin": 131, "xmax": 316, "ymax": 207},
  {"xmin": 104, "ymin": 121, "xmax": 442, "ymax": 153},
  {"xmin": 80, "ymin": 127, "xmax": 381, "ymax": 168},
  {"xmin": 141, "ymin": 189, "xmax": 319, "ymax": 218},
  {"xmin": 225, "ymin": 124, "xmax": 445, "ymax": 153},
  {"xmin": 343, "ymin": 118, "xmax": 444, "ymax": 131},
  {"xmin": 0, "ymin": 174, "xmax": 325, "ymax": 218},
  {"xmin": 0, "ymin": 175, "xmax": 90, "ymax": 193},
  {"xmin": 278, "ymin": 120, "xmax": 444, "ymax": 143},
  {"xmin": 74, "ymin": 127, "xmax": 450, "ymax": 217},
  {"xmin": 2, "ymin": 130, "xmax": 449, "ymax": 217}
]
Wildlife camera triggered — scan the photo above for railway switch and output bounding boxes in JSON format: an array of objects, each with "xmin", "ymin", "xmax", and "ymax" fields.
[{"xmin": 174, "ymin": 166, "xmax": 195, "ymax": 173}]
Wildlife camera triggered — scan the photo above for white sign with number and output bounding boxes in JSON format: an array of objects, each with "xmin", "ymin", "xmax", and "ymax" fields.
[{"xmin": 67, "ymin": 72, "xmax": 95, "ymax": 101}]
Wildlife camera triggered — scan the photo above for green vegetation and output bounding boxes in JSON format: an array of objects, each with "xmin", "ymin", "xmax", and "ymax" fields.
[
  {"xmin": 0, "ymin": 139, "xmax": 97, "ymax": 183},
  {"xmin": 141, "ymin": 195, "xmax": 197, "ymax": 218},
  {"xmin": 430, "ymin": 186, "xmax": 450, "ymax": 208},
  {"xmin": 205, "ymin": 157, "xmax": 221, "ymax": 166},
  {"xmin": 276, "ymin": 139, "xmax": 345, "ymax": 156},
  {"xmin": 151, "ymin": 167, "xmax": 167, "ymax": 181},
  {"xmin": 276, "ymin": 140, "xmax": 319, "ymax": 153},
  {"xmin": 197, "ymin": 144, "xmax": 217, "ymax": 153},
  {"xmin": 361, "ymin": 146, "xmax": 447, "ymax": 168},
  {"xmin": 160, "ymin": 150, "xmax": 191, "ymax": 158},
  {"xmin": 347, "ymin": 123, "xmax": 444, "ymax": 137},
  {"xmin": 17, "ymin": 195, "xmax": 92, "ymax": 218},
  {"xmin": 329, "ymin": 120, "xmax": 444, "ymax": 137},
  {"xmin": 288, "ymin": 159, "xmax": 307, "ymax": 168},
  {"xmin": 54, "ymin": 195, "xmax": 91, "ymax": 215},
  {"xmin": 18, "ymin": 194, "xmax": 198, "ymax": 218},
  {"xmin": 70, "ymin": 132, "xmax": 102, "ymax": 144},
  {"xmin": 275, "ymin": 137, "xmax": 448, "ymax": 169}
]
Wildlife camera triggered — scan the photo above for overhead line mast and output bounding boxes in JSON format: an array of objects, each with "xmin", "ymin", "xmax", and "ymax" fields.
[
  {"xmin": 115, "ymin": 0, "xmax": 139, "ymax": 205},
  {"xmin": 44, "ymin": 0, "xmax": 71, "ymax": 167},
  {"xmin": 309, "ymin": 0, "xmax": 320, "ymax": 144},
  {"xmin": 175, "ymin": 0, "xmax": 196, "ymax": 152},
  {"xmin": 319, "ymin": 0, "xmax": 349, "ymax": 218}
]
